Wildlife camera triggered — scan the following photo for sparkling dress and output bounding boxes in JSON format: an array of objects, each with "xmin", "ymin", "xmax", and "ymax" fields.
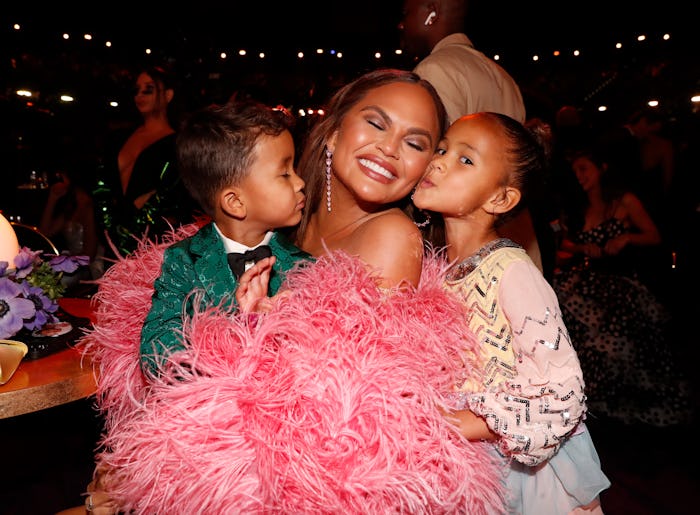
[
  {"xmin": 444, "ymin": 238, "xmax": 610, "ymax": 514},
  {"xmin": 553, "ymin": 218, "xmax": 692, "ymax": 426}
]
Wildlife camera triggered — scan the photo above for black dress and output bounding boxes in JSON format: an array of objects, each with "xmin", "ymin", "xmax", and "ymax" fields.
[
  {"xmin": 552, "ymin": 218, "xmax": 692, "ymax": 426},
  {"xmin": 94, "ymin": 132, "xmax": 196, "ymax": 258}
]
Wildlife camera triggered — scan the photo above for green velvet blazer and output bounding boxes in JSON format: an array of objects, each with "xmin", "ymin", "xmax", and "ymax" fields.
[{"xmin": 140, "ymin": 222, "xmax": 312, "ymax": 374}]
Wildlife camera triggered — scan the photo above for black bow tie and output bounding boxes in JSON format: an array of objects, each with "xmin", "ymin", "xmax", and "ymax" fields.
[{"xmin": 227, "ymin": 245, "xmax": 273, "ymax": 278}]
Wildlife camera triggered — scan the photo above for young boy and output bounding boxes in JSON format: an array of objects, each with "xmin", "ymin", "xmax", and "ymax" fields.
[{"xmin": 140, "ymin": 100, "xmax": 311, "ymax": 376}]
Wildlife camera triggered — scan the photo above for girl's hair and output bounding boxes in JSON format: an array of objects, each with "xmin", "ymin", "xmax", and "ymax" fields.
[
  {"xmin": 422, "ymin": 112, "xmax": 551, "ymax": 247},
  {"xmin": 486, "ymin": 112, "xmax": 550, "ymax": 228},
  {"xmin": 292, "ymin": 68, "xmax": 448, "ymax": 241},
  {"xmin": 177, "ymin": 99, "xmax": 295, "ymax": 216}
]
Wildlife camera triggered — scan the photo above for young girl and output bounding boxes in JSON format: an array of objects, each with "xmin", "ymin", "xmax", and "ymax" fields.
[{"xmin": 412, "ymin": 112, "xmax": 611, "ymax": 514}]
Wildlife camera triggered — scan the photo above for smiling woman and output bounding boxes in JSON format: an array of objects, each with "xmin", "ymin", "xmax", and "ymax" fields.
[{"xmin": 291, "ymin": 68, "xmax": 448, "ymax": 289}]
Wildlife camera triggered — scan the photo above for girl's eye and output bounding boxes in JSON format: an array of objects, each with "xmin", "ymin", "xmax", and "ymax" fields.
[
  {"xmin": 436, "ymin": 148, "xmax": 447, "ymax": 156},
  {"xmin": 459, "ymin": 156, "xmax": 473, "ymax": 166}
]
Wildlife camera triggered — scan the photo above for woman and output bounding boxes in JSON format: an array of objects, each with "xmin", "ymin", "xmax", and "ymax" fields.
[
  {"xmin": 291, "ymin": 68, "xmax": 448, "ymax": 288},
  {"xmin": 553, "ymin": 147, "xmax": 691, "ymax": 427},
  {"xmin": 94, "ymin": 65, "xmax": 195, "ymax": 259}
]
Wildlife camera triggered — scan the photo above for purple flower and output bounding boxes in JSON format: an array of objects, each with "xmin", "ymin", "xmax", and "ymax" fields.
[
  {"xmin": 13, "ymin": 247, "xmax": 41, "ymax": 279},
  {"xmin": 49, "ymin": 254, "xmax": 90, "ymax": 274},
  {"xmin": 20, "ymin": 282, "xmax": 58, "ymax": 331},
  {"xmin": 0, "ymin": 277, "xmax": 36, "ymax": 339},
  {"xmin": 0, "ymin": 261, "xmax": 8, "ymax": 276}
]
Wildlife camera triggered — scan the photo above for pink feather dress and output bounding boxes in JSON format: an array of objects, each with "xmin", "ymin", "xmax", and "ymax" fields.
[{"xmin": 79, "ymin": 223, "xmax": 507, "ymax": 514}]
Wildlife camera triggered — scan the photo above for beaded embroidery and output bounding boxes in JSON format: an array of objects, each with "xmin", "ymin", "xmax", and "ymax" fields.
[{"xmin": 446, "ymin": 238, "xmax": 521, "ymax": 282}]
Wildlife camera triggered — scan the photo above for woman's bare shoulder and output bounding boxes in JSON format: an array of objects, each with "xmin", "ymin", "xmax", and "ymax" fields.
[
  {"xmin": 361, "ymin": 208, "xmax": 422, "ymax": 244},
  {"xmin": 354, "ymin": 209, "xmax": 424, "ymax": 288}
]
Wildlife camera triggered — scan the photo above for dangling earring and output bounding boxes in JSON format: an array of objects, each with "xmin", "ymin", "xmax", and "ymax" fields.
[{"xmin": 325, "ymin": 148, "xmax": 332, "ymax": 212}]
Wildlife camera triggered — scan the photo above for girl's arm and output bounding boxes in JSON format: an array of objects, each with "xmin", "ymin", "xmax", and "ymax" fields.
[
  {"xmin": 439, "ymin": 405, "xmax": 497, "ymax": 441},
  {"xmin": 468, "ymin": 258, "xmax": 587, "ymax": 466}
]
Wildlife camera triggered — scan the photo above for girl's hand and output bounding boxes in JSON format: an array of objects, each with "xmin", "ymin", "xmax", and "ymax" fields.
[
  {"xmin": 235, "ymin": 256, "xmax": 276, "ymax": 313},
  {"xmin": 438, "ymin": 405, "xmax": 497, "ymax": 441}
]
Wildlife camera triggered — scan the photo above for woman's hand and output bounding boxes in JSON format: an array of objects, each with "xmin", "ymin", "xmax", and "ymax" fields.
[
  {"xmin": 604, "ymin": 234, "xmax": 630, "ymax": 255},
  {"xmin": 580, "ymin": 242, "xmax": 603, "ymax": 258},
  {"xmin": 48, "ymin": 179, "xmax": 69, "ymax": 200}
]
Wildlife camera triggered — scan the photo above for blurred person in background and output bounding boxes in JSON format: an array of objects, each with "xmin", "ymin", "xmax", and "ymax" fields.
[
  {"xmin": 39, "ymin": 168, "xmax": 102, "ymax": 281},
  {"xmin": 93, "ymin": 64, "xmax": 197, "ymax": 262},
  {"xmin": 553, "ymin": 145, "xmax": 692, "ymax": 428}
]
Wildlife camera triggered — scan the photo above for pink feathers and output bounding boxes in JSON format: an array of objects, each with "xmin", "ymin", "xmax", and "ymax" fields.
[{"xmin": 79, "ymin": 226, "xmax": 506, "ymax": 514}]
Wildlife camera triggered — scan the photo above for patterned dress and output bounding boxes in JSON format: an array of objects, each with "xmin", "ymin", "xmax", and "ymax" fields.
[
  {"xmin": 444, "ymin": 238, "xmax": 609, "ymax": 515},
  {"xmin": 553, "ymin": 218, "xmax": 692, "ymax": 426}
]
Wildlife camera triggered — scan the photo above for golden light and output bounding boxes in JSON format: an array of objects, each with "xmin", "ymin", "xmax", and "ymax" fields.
[{"xmin": 0, "ymin": 214, "xmax": 20, "ymax": 267}]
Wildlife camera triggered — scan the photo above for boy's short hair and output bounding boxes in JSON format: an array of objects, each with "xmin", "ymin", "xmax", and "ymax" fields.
[{"xmin": 177, "ymin": 100, "xmax": 295, "ymax": 216}]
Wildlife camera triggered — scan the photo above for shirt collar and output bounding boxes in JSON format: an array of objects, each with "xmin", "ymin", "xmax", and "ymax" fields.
[
  {"xmin": 213, "ymin": 223, "xmax": 273, "ymax": 253},
  {"xmin": 431, "ymin": 33, "xmax": 474, "ymax": 54}
]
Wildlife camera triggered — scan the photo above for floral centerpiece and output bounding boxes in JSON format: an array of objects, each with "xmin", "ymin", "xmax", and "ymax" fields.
[{"xmin": 0, "ymin": 247, "xmax": 89, "ymax": 339}]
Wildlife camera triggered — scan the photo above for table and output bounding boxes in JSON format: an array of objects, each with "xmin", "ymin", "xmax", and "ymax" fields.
[{"xmin": 0, "ymin": 298, "xmax": 97, "ymax": 419}]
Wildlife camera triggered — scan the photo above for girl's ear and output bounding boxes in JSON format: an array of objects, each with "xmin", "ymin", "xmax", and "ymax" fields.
[
  {"xmin": 487, "ymin": 187, "xmax": 521, "ymax": 215},
  {"xmin": 220, "ymin": 188, "xmax": 246, "ymax": 219},
  {"xmin": 164, "ymin": 87, "xmax": 174, "ymax": 104}
]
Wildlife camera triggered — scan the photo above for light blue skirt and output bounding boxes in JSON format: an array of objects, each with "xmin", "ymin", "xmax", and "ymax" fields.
[{"xmin": 503, "ymin": 424, "xmax": 611, "ymax": 514}]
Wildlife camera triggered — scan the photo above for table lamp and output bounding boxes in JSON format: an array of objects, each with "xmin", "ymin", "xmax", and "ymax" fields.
[{"xmin": 0, "ymin": 213, "xmax": 20, "ymax": 268}]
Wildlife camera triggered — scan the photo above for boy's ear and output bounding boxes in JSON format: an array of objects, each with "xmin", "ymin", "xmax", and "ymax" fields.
[
  {"xmin": 220, "ymin": 188, "xmax": 246, "ymax": 219},
  {"xmin": 486, "ymin": 187, "xmax": 521, "ymax": 215}
]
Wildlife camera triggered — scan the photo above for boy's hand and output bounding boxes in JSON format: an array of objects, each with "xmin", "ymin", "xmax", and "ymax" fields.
[
  {"xmin": 84, "ymin": 466, "xmax": 119, "ymax": 514},
  {"xmin": 235, "ymin": 256, "xmax": 275, "ymax": 313}
]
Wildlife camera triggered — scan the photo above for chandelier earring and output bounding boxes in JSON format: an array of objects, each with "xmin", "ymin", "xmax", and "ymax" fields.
[{"xmin": 325, "ymin": 148, "xmax": 333, "ymax": 212}]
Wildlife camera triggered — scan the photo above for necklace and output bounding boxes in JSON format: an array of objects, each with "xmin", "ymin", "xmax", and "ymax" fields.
[{"xmin": 446, "ymin": 238, "xmax": 520, "ymax": 281}]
